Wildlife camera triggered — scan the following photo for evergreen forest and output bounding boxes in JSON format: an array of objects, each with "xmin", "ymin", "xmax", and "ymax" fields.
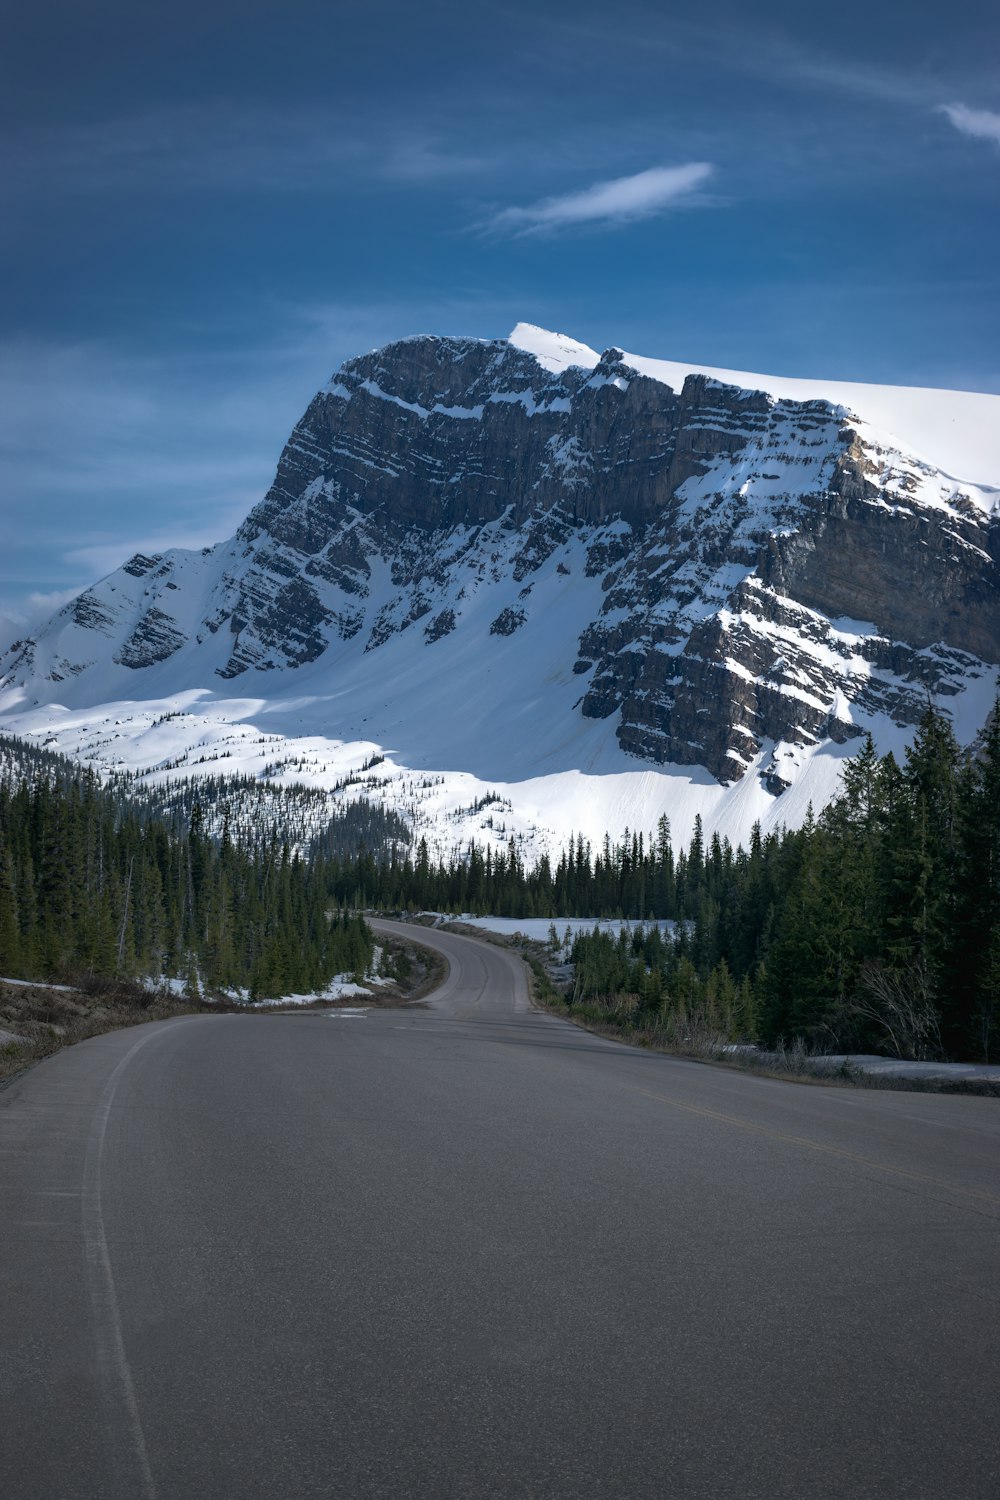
[
  {"xmin": 320, "ymin": 703, "xmax": 1000, "ymax": 1062},
  {"xmin": 2, "ymin": 700, "xmax": 997, "ymax": 1058},
  {"xmin": 0, "ymin": 739, "xmax": 374, "ymax": 1000}
]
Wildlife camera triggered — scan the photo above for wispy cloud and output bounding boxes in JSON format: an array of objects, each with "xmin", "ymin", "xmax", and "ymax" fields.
[
  {"xmin": 25, "ymin": 587, "xmax": 84, "ymax": 616},
  {"xmin": 941, "ymin": 103, "xmax": 1000, "ymax": 148},
  {"xmin": 0, "ymin": 587, "xmax": 88, "ymax": 651},
  {"xmin": 1, "ymin": 106, "xmax": 497, "ymax": 204},
  {"xmin": 384, "ymin": 137, "xmax": 493, "ymax": 182},
  {"xmin": 64, "ymin": 529, "xmax": 244, "ymax": 580},
  {"xmin": 0, "ymin": 588, "xmax": 82, "ymax": 629},
  {"xmin": 489, "ymin": 163, "xmax": 713, "ymax": 235}
]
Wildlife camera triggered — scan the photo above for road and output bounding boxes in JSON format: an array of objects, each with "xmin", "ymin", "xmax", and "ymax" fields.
[{"xmin": 2, "ymin": 919, "xmax": 999, "ymax": 1499}]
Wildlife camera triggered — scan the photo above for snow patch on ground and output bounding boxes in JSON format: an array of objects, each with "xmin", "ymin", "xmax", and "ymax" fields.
[
  {"xmin": 825, "ymin": 1054, "xmax": 1000, "ymax": 1081},
  {"xmin": 248, "ymin": 977, "xmax": 373, "ymax": 1008},
  {"xmin": 151, "ymin": 977, "xmax": 191, "ymax": 998},
  {"xmin": 451, "ymin": 915, "xmax": 674, "ymax": 943},
  {"xmin": 141, "ymin": 970, "xmax": 389, "ymax": 1006},
  {"xmin": 0, "ymin": 976, "xmax": 80, "ymax": 993}
]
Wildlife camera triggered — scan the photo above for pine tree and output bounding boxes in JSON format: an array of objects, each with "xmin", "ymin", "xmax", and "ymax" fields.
[
  {"xmin": 953, "ymin": 700, "xmax": 1000, "ymax": 1057},
  {"xmin": 0, "ymin": 837, "xmax": 21, "ymax": 973}
]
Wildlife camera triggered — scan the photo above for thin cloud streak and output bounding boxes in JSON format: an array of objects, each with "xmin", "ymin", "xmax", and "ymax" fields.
[
  {"xmin": 489, "ymin": 163, "xmax": 714, "ymax": 234},
  {"xmin": 65, "ymin": 529, "xmax": 245, "ymax": 579},
  {"xmin": 941, "ymin": 103, "xmax": 1000, "ymax": 148},
  {"xmin": 0, "ymin": 588, "xmax": 89, "ymax": 649},
  {"xmin": 1, "ymin": 106, "xmax": 498, "ymax": 201},
  {"xmin": 4, "ymin": 588, "xmax": 82, "ymax": 626}
]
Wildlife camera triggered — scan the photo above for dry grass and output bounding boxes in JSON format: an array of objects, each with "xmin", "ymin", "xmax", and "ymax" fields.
[{"xmin": 0, "ymin": 975, "xmax": 206, "ymax": 1083}]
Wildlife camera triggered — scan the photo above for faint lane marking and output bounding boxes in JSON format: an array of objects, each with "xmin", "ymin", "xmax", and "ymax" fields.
[{"xmin": 82, "ymin": 1017, "xmax": 205, "ymax": 1499}]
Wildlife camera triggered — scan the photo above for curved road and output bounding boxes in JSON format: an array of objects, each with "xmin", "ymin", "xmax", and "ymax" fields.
[{"xmin": 2, "ymin": 920, "xmax": 999, "ymax": 1498}]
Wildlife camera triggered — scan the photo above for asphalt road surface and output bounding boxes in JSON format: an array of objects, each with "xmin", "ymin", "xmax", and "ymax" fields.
[{"xmin": 3, "ymin": 920, "xmax": 999, "ymax": 1499}]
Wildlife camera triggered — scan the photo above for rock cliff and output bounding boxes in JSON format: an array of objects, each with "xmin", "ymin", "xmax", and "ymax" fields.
[{"xmin": 3, "ymin": 325, "xmax": 997, "ymax": 797}]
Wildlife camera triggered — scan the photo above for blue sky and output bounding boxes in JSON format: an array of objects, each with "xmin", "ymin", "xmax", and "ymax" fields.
[{"xmin": 2, "ymin": 0, "xmax": 998, "ymax": 634}]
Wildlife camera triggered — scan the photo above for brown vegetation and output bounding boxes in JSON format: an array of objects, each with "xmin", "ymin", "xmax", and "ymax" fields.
[{"xmin": 0, "ymin": 976, "xmax": 203, "ymax": 1083}]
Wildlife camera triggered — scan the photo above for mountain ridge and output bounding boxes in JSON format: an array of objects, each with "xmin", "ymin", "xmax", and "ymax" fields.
[
  {"xmin": 510, "ymin": 322, "xmax": 1000, "ymax": 490},
  {"xmin": 1, "ymin": 324, "xmax": 997, "ymax": 856}
]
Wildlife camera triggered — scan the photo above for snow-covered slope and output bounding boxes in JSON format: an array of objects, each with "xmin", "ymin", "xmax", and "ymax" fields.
[{"xmin": 1, "ymin": 324, "xmax": 997, "ymax": 859}]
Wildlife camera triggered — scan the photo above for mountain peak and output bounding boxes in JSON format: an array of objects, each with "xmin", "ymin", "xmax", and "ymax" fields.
[
  {"xmin": 508, "ymin": 323, "xmax": 601, "ymax": 373},
  {"xmin": 511, "ymin": 325, "xmax": 1000, "ymax": 490},
  {"xmin": 1, "ymin": 325, "xmax": 997, "ymax": 860}
]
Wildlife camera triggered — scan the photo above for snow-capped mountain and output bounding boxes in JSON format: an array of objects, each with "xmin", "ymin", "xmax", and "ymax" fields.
[{"xmin": 1, "ymin": 323, "xmax": 997, "ymax": 856}]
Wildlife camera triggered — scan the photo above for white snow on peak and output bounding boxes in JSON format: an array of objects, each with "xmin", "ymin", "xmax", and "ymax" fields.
[
  {"xmin": 509, "ymin": 324, "xmax": 1000, "ymax": 491},
  {"xmin": 508, "ymin": 323, "xmax": 601, "ymax": 373}
]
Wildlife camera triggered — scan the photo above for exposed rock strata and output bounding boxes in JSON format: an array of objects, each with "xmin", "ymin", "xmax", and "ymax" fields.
[{"xmin": 3, "ymin": 334, "xmax": 997, "ymax": 788}]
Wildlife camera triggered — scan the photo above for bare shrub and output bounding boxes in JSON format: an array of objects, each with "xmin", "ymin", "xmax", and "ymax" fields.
[{"xmin": 852, "ymin": 959, "xmax": 942, "ymax": 1061}]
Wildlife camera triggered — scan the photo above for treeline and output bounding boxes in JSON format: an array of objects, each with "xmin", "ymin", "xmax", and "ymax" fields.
[
  {"xmin": 148, "ymin": 774, "xmax": 412, "ymax": 860},
  {"xmin": 4, "ymin": 700, "xmax": 996, "ymax": 1056},
  {"xmin": 325, "ymin": 703, "xmax": 999, "ymax": 1061},
  {"xmin": 0, "ymin": 747, "xmax": 373, "ymax": 999},
  {"xmin": 565, "ymin": 705, "xmax": 998, "ymax": 1060}
]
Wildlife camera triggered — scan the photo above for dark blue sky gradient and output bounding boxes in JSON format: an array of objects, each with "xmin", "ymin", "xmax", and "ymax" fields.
[{"xmin": 2, "ymin": 0, "xmax": 998, "ymax": 624}]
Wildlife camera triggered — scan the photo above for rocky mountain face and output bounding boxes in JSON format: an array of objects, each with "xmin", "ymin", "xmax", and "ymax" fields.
[{"xmin": 3, "ymin": 327, "xmax": 998, "ymax": 796}]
